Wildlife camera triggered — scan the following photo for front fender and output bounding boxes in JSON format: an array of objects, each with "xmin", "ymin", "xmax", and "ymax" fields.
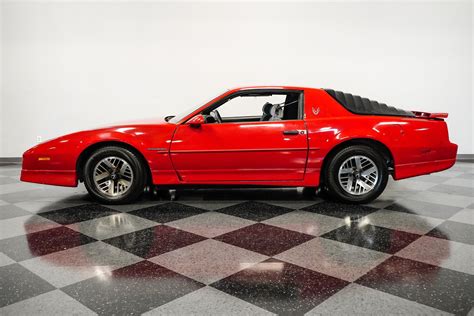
[{"xmin": 21, "ymin": 124, "xmax": 177, "ymax": 186}]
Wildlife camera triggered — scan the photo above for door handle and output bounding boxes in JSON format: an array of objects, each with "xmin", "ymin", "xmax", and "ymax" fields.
[{"xmin": 283, "ymin": 130, "xmax": 300, "ymax": 135}]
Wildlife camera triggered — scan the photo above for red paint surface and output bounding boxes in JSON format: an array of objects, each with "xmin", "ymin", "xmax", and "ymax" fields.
[{"xmin": 21, "ymin": 86, "xmax": 457, "ymax": 188}]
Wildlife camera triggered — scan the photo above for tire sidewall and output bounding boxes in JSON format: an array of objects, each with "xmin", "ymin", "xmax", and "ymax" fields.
[
  {"xmin": 326, "ymin": 145, "xmax": 388, "ymax": 203},
  {"xmin": 84, "ymin": 147, "xmax": 145, "ymax": 204}
]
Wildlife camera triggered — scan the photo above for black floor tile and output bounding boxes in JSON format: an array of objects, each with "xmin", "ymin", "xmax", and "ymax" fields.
[
  {"xmin": 385, "ymin": 199, "xmax": 462, "ymax": 219},
  {"xmin": 39, "ymin": 204, "xmax": 119, "ymax": 225},
  {"xmin": 216, "ymin": 201, "xmax": 293, "ymax": 221},
  {"xmin": 212, "ymin": 258, "xmax": 349, "ymax": 315},
  {"xmin": 0, "ymin": 263, "xmax": 55, "ymax": 307},
  {"xmin": 321, "ymin": 224, "xmax": 420, "ymax": 254},
  {"xmin": 357, "ymin": 256, "xmax": 474, "ymax": 315},
  {"xmin": 0, "ymin": 226, "xmax": 96, "ymax": 261},
  {"xmin": 427, "ymin": 221, "xmax": 474, "ymax": 245},
  {"xmin": 104, "ymin": 225, "xmax": 207, "ymax": 258},
  {"xmin": 62, "ymin": 260, "xmax": 204, "ymax": 315},
  {"xmin": 301, "ymin": 201, "xmax": 378, "ymax": 219},
  {"xmin": 215, "ymin": 223, "xmax": 314, "ymax": 256},
  {"xmin": 129, "ymin": 202, "xmax": 208, "ymax": 223}
]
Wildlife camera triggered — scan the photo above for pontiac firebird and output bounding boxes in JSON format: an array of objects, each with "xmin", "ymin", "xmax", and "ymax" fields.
[{"xmin": 21, "ymin": 86, "xmax": 457, "ymax": 204}]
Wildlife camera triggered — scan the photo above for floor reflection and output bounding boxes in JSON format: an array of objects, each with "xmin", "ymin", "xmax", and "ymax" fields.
[{"xmin": 21, "ymin": 193, "xmax": 450, "ymax": 279}]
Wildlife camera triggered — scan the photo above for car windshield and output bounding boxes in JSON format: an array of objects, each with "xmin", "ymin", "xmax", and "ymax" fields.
[
  {"xmin": 167, "ymin": 105, "xmax": 199, "ymax": 124},
  {"xmin": 167, "ymin": 91, "xmax": 226, "ymax": 124}
]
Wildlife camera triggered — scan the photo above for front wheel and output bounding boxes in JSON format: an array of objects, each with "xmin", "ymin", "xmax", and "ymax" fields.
[
  {"xmin": 324, "ymin": 145, "xmax": 388, "ymax": 204},
  {"xmin": 83, "ymin": 146, "xmax": 147, "ymax": 204}
]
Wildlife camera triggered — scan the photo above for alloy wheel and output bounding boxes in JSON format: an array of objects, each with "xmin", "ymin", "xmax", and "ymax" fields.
[
  {"xmin": 338, "ymin": 155, "xmax": 379, "ymax": 195},
  {"xmin": 93, "ymin": 156, "xmax": 134, "ymax": 198}
]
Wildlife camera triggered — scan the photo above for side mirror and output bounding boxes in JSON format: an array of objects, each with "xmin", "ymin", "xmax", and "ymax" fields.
[{"xmin": 187, "ymin": 114, "xmax": 205, "ymax": 127}]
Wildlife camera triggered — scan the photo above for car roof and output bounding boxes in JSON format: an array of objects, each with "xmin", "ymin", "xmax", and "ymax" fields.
[{"xmin": 229, "ymin": 86, "xmax": 317, "ymax": 92}]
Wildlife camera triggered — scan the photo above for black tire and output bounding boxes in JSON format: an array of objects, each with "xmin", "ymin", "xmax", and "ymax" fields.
[
  {"xmin": 324, "ymin": 145, "xmax": 388, "ymax": 204},
  {"xmin": 83, "ymin": 146, "xmax": 147, "ymax": 204}
]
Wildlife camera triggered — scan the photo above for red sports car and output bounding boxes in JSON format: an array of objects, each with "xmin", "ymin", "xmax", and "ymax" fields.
[{"xmin": 21, "ymin": 86, "xmax": 457, "ymax": 204}]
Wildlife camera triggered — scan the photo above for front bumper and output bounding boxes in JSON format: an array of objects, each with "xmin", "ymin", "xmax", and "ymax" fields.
[
  {"xmin": 20, "ymin": 169, "xmax": 77, "ymax": 187},
  {"xmin": 21, "ymin": 144, "xmax": 79, "ymax": 187}
]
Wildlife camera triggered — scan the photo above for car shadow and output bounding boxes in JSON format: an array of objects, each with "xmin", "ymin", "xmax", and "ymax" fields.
[{"xmin": 151, "ymin": 187, "xmax": 321, "ymax": 201}]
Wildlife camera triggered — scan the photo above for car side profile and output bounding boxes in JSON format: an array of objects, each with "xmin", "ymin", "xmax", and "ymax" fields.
[{"xmin": 21, "ymin": 86, "xmax": 458, "ymax": 204}]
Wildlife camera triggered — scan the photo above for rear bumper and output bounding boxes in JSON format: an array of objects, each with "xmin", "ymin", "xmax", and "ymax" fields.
[
  {"xmin": 394, "ymin": 143, "xmax": 458, "ymax": 180},
  {"xmin": 20, "ymin": 169, "xmax": 77, "ymax": 187}
]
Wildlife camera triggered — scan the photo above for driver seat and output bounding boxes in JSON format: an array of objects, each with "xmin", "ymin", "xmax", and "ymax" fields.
[
  {"xmin": 261, "ymin": 102, "xmax": 273, "ymax": 121},
  {"xmin": 261, "ymin": 102, "xmax": 283, "ymax": 121}
]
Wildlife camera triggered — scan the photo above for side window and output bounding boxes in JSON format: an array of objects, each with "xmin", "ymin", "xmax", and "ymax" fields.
[
  {"xmin": 205, "ymin": 91, "xmax": 301, "ymax": 123},
  {"xmin": 218, "ymin": 95, "xmax": 286, "ymax": 118}
]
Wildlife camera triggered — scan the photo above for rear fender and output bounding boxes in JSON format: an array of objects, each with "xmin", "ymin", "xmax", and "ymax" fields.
[{"xmin": 305, "ymin": 118, "xmax": 401, "ymax": 186}]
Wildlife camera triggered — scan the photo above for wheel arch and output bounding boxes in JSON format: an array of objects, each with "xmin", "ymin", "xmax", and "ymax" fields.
[
  {"xmin": 76, "ymin": 141, "xmax": 152, "ymax": 185},
  {"xmin": 320, "ymin": 138, "xmax": 394, "ymax": 185}
]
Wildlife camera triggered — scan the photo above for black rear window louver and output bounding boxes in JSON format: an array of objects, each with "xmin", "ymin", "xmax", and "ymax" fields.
[{"xmin": 324, "ymin": 89, "xmax": 415, "ymax": 118}]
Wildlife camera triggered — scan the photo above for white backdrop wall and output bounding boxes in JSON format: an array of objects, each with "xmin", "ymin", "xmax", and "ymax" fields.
[{"xmin": 1, "ymin": 0, "xmax": 472, "ymax": 157}]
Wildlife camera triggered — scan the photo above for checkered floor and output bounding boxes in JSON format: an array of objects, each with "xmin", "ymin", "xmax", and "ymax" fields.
[{"xmin": 0, "ymin": 163, "xmax": 473, "ymax": 315}]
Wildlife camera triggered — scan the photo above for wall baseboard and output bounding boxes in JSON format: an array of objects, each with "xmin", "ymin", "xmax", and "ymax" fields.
[
  {"xmin": 0, "ymin": 157, "xmax": 21, "ymax": 166},
  {"xmin": 2, "ymin": 155, "xmax": 474, "ymax": 165},
  {"xmin": 0, "ymin": 157, "xmax": 22, "ymax": 165},
  {"xmin": 457, "ymin": 154, "xmax": 474, "ymax": 162}
]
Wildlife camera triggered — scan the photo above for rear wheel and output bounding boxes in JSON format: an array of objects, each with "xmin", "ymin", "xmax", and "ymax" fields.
[
  {"xmin": 83, "ymin": 146, "xmax": 146, "ymax": 204},
  {"xmin": 324, "ymin": 145, "xmax": 388, "ymax": 204}
]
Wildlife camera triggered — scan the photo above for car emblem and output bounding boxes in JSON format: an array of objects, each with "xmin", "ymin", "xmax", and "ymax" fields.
[{"xmin": 312, "ymin": 106, "xmax": 320, "ymax": 115}]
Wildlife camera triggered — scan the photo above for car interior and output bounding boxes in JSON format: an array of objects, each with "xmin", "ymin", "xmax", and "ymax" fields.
[{"xmin": 201, "ymin": 91, "xmax": 302, "ymax": 124}]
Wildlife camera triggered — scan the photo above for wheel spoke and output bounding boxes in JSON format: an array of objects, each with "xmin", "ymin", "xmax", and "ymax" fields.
[
  {"xmin": 339, "ymin": 168, "xmax": 353, "ymax": 174},
  {"xmin": 361, "ymin": 166, "xmax": 377, "ymax": 177},
  {"xmin": 108, "ymin": 180, "xmax": 115, "ymax": 195},
  {"xmin": 118, "ymin": 162, "xmax": 128, "ymax": 176},
  {"xmin": 104, "ymin": 159, "xmax": 115, "ymax": 170},
  {"xmin": 357, "ymin": 179, "xmax": 371, "ymax": 191},
  {"xmin": 354, "ymin": 156, "xmax": 362, "ymax": 170},
  {"xmin": 94, "ymin": 171, "xmax": 110, "ymax": 182},
  {"xmin": 119, "ymin": 179, "xmax": 131, "ymax": 189},
  {"xmin": 346, "ymin": 175, "xmax": 353, "ymax": 191}
]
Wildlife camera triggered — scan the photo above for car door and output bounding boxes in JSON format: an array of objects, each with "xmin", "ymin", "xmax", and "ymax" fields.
[{"xmin": 169, "ymin": 90, "xmax": 308, "ymax": 182}]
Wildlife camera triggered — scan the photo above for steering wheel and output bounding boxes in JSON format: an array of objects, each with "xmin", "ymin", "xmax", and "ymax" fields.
[{"xmin": 211, "ymin": 110, "xmax": 222, "ymax": 123}]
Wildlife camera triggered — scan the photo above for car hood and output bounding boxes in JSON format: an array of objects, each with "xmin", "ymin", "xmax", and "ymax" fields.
[
  {"xmin": 27, "ymin": 117, "xmax": 173, "ymax": 152},
  {"xmin": 95, "ymin": 117, "xmax": 169, "ymax": 129}
]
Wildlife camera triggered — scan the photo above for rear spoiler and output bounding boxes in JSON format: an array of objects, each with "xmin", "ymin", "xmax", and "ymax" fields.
[{"xmin": 411, "ymin": 111, "xmax": 448, "ymax": 120}]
